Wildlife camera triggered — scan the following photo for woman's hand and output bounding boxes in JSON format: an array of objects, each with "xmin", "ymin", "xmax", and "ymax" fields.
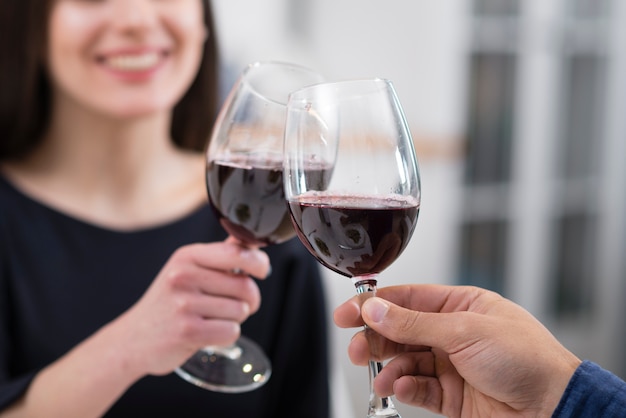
[
  {"xmin": 119, "ymin": 238, "xmax": 270, "ymax": 377},
  {"xmin": 334, "ymin": 284, "xmax": 581, "ymax": 417}
]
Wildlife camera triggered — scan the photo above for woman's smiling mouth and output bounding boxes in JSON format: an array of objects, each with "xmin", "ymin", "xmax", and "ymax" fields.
[{"xmin": 99, "ymin": 50, "xmax": 168, "ymax": 72}]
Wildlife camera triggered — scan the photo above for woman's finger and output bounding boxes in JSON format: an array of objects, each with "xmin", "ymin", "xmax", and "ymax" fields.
[{"xmin": 178, "ymin": 242, "xmax": 271, "ymax": 280}]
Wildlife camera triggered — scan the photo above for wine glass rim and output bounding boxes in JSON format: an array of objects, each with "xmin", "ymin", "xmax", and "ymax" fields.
[
  {"xmin": 238, "ymin": 60, "xmax": 325, "ymax": 106},
  {"xmin": 245, "ymin": 60, "xmax": 320, "ymax": 74},
  {"xmin": 287, "ymin": 78, "xmax": 395, "ymax": 104}
]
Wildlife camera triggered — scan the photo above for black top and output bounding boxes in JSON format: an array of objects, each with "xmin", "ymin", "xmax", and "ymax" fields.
[{"xmin": 0, "ymin": 174, "xmax": 329, "ymax": 417}]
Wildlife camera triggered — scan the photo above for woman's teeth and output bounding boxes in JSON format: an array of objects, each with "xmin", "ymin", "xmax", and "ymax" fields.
[{"xmin": 106, "ymin": 52, "xmax": 160, "ymax": 71}]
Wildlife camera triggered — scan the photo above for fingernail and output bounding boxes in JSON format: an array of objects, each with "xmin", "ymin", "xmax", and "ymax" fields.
[{"xmin": 364, "ymin": 298, "xmax": 389, "ymax": 323}]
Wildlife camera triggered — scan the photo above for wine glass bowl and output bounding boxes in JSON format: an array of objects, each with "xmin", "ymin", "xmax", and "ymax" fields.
[
  {"xmin": 206, "ymin": 158, "xmax": 293, "ymax": 246},
  {"xmin": 284, "ymin": 79, "xmax": 421, "ymax": 417},
  {"xmin": 206, "ymin": 61, "xmax": 325, "ymax": 247},
  {"xmin": 287, "ymin": 195, "xmax": 419, "ymax": 278},
  {"xmin": 175, "ymin": 61, "xmax": 325, "ymax": 393}
]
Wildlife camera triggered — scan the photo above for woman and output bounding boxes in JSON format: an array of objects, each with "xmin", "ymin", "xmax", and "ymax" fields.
[{"xmin": 0, "ymin": 1, "xmax": 329, "ymax": 417}]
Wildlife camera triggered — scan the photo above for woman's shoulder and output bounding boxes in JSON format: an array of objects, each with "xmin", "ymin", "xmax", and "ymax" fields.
[
  {"xmin": 0, "ymin": 170, "xmax": 27, "ymax": 217},
  {"xmin": 0, "ymin": 172, "xmax": 29, "ymax": 259},
  {"xmin": 0, "ymin": 164, "xmax": 51, "ymax": 218},
  {"xmin": 0, "ymin": 171, "xmax": 62, "ymax": 244},
  {"xmin": 0, "ymin": 169, "xmax": 64, "ymax": 225}
]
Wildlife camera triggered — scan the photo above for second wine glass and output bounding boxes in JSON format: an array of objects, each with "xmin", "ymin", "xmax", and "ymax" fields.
[
  {"xmin": 175, "ymin": 61, "xmax": 325, "ymax": 393},
  {"xmin": 284, "ymin": 79, "xmax": 421, "ymax": 417}
]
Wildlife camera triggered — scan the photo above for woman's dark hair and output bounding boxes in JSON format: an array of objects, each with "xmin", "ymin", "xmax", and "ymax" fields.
[{"xmin": 0, "ymin": 0, "xmax": 219, "ymax": 159}]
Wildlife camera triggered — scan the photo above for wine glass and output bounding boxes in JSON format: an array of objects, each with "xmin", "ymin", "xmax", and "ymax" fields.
[
  {"xmin": 283, "ymin": 79, "xmax": 421, "ymax": 417},
  {"xmin": 175, "ymin": 61, "xmax": 325, "ymax": 393}
]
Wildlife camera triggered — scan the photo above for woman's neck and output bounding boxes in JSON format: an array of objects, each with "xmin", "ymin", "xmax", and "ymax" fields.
[{"xmin": 2, "ymin": 107, "xmax": 207, "ymax": 230}]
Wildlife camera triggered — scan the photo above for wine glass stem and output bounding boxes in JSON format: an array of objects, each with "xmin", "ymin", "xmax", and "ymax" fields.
[{"xmin": 353, "ymin": 276, "xmax": 401, "ymax": 418}]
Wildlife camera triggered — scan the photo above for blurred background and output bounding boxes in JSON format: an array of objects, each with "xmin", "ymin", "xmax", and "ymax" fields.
[{"xmin": 213, "ymin": 0, "xmax": 626, "ymax": 416}]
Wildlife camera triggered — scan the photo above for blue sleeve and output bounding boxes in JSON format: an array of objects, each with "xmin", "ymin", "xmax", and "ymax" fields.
[{"xmin": 552, "ymin": 360, "xmax": 626, "ymax": 417}]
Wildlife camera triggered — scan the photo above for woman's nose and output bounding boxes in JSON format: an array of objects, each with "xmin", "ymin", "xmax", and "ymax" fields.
[{"xmin": 109, "ymin": 0, "xmax": 159, "ymax": 33}]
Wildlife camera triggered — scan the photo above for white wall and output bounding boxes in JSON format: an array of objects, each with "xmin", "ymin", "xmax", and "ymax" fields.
[{"xmin": 213, "ymin": 0, "xmax": 469, "ymax": 138}]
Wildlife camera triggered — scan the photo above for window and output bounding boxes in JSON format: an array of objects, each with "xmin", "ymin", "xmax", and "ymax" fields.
[
  {"xmin": 464, "ymin": 53, "xmax": 517, "ymax": 185},
  {"xmin": 550, "ymin": 18, "xmax": 607, "ymax": 318},
  {"xmin": 458, "ymin": 220, "xmax": 509, "ymax": 294},
  {"xmin": 473, "ymin": 0, "xmax": 519, "ymax": 16},
  {"xmin": 567, "ymin": 0, "xmax": 609, "ymax": 18},
  {"xmin": 459, "ymin": 1, "xmax": 520, "ymax": 293},
  {"xmin": 551, "ymin": 213, "xmax": 597, "ymax": 318},
  {"xmin": 557, "ymin": 54, "xmax": 606, "ymax": 179}
]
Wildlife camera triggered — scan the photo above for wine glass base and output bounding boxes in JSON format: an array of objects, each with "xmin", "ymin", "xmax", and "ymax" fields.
[
  {"xmin": 367, "ymin": 408, "xmax": 401, "ymax": 418},
  {"xmin": 175, "ymin": 336, "xmax": 271, "ymax": 393}
]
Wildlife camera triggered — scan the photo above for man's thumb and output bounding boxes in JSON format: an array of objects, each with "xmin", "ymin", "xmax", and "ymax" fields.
[
  {"xmin": 361, "ymin": 296, "xmax": 425, "ymax": 346},
  {"xmin": 362, "ymin": 297, "xmax": 391, "ymax": 323}
]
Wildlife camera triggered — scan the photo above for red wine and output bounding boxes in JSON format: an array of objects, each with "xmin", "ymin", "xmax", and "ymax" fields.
[
  {"xmin": 288, "ymin": 194, "xmax": 419, "ymax": 277},
  {"xmin": 207, "ymin": 159, "xmax": 332, "ymax": 246}
]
